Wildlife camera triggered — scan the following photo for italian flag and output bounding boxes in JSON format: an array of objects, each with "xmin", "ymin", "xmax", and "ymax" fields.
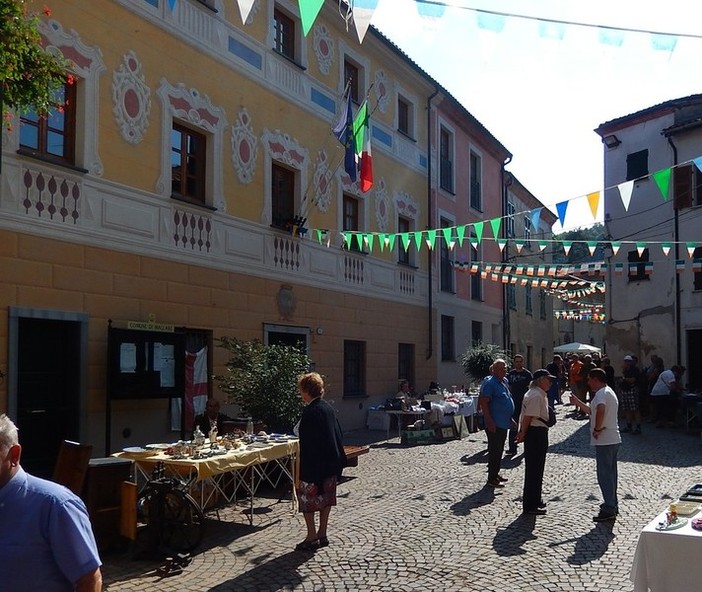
[{"xmin": 352, "ymin": 100, "xmax": 373, "ymax": 193}]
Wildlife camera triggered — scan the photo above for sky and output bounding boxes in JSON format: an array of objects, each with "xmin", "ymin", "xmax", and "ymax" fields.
[{"xmin": 369, "ymin": 0, "xmax": 702, "ymax": 232}]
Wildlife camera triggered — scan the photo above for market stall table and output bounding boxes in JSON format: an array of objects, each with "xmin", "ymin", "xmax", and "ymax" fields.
[
  {"xmin": 630, "ymin": 508, "xmax": 702, "ymax": 591},
  {"xmin": 116, "ymin": 439, "xmax": 298, "ymax": 524},
  {"xmin": 385, "ymin": 409, "xmax": 430, "ymax": 440}
]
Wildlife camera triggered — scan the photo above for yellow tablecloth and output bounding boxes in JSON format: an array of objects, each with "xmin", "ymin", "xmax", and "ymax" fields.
[{"xmin": 115, "ymin": 439, "xmax": 298, "ymax": 481}]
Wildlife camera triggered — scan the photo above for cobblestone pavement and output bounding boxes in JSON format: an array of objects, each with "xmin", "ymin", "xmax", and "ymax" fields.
[{"xmin": 102, "ymin": 404, "xmax": 702, "ymax": 591}]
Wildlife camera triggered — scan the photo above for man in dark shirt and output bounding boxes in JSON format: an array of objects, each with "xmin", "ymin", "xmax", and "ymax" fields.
[{"xmin": 506, "ymin": 354, "xmax": 533, "ymax": 456}]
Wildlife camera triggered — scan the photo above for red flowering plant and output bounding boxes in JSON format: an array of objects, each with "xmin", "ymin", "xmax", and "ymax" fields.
[{"xmin": 1, "ymin": 1, "xmax": 72, "ymax": 128}]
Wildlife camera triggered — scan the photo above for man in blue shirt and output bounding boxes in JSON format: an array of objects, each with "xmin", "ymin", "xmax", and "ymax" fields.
[
  {"xmin": 0, "ymin": 414, "xmax": 102, "ymax": 592},
  {"xmin": 479, "ymin": 359, "xmax": 515, "ymax": 487}
]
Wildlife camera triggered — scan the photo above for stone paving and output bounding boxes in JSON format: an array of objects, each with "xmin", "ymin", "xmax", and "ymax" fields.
[{"xmin": 102, "ymin": 403, "xmax": 702, "ymax": 591}]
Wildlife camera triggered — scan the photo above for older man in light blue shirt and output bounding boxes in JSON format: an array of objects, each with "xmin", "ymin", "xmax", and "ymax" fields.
[{"xmin": 0, "ymin": 414, "xmax": 102, "ymax": 592}]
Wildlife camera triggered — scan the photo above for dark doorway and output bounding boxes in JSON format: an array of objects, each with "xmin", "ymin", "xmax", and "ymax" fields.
[
  {"xmin": 13, "ymin": 315, "xmax": 84, "ymax": 477},
  {"xmin": 687, "ymin": 329, "xmax": 702, "ymax": 392}
]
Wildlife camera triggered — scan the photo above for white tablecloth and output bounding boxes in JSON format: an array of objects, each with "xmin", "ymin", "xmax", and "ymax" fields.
[{"xmin": 630, "ymin": 510, "xmax": 702, "ymax": 591}]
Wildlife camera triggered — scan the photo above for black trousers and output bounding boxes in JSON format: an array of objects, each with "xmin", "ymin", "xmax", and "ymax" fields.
[
  {"xmin": 486, "ymin": 427, "xmax": 507, "ymax": 482},
  {"xmin": 523, "ymin": 426, "xmax": 548, "ymax": 511}
]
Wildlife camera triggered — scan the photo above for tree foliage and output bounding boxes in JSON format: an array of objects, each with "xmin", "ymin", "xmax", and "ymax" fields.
[
  {"xmin": 1, "ymin": 1, "xmax": 70, "ymax": 124},
  {"xmin": 552, "ymin": 223, "xmax": 607, "ymax": 264},
  {"xmin": 213, "ymin": 337, "xmax": 311, "ymax": 433},
  {"xmin": 460, "ymin": 342, "xmax": 511, "ymax": 384}
]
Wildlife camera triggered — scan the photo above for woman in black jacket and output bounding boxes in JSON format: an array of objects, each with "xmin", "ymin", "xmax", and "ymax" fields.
[{"xmin": 295, "ymin": 372, "xmax": 346, "ymax": 551}]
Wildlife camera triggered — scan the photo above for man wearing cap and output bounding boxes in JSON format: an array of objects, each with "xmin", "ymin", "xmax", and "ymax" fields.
[
  {"xmin": 516, "ymin": 369, "xmax": 556, "ymax": 515},
  {"xmin": 619, "ymin": 355, "xmax": 642, "ymax": 434},
  {"xmin": 570, "ymin": 368, "xmax": 622, "ymax": 522}
]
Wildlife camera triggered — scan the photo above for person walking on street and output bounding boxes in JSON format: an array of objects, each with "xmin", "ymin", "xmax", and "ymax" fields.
[
  {"xmin": 479, "ymin": 359, "xmax": 515, "ymax": 488},
  {"xmin": 570, "ymin": 368, "xmax": 621, "ymax": 522},
  {"xmin": 506, "ymin": 354, "xmax": 532, "ymax": 456},
  {"xmin": 516, "ymin": 369, "xmax": 556, "ymax": 515}
]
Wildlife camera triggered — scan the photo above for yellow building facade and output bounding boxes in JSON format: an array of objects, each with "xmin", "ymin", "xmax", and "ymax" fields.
[{"xmin": 1, "ymin": 0, "xmax": 445, "ymax": 462}]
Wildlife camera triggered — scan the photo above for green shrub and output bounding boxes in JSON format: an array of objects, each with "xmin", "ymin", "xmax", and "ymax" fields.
[
  {"xmin": 460, "ymin": 342, "xmax": 511, "ymax": 384},
  {"xmin": 213, "ymin": 337, "xmax": 311, "ymax": 433}
]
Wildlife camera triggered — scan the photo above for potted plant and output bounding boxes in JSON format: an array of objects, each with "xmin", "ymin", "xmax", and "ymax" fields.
[
  {"xmin": 213, "ymin": 337, "xmax": 311, "ymax": 433},
  {"xmin": 460, "ymin": 342, "xmax": 511, "ymax": 387}
]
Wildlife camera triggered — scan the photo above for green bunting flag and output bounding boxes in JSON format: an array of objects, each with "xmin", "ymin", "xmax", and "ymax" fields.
[
  {"xmin": 387, "ymin": 233, "xmax": 396, "ymax": 251},
  {"xmin": 378, "ymin": 233, "xmax": 386, "ymax": 251},
  {"xmin": 342, "ymin": 232, "xmax": 352, "ymax": 248},
  {"xmin": 652, "ymin": 167, "xmax": 671, "ymax": 201},
  {"xmin": 401, "ymin": 232, "xmax": 410, "ymax": 251},
  {"xmin": 426, "ymin": 229, "xmax": 437, "ymax": 250},
  {"xmin": 489, "ymin": 217, "xmax": 501, "ymax": 239},
  {"xmin": 299, "ymin": 0, "xmax": 325, "ymax": 36},
  {"xmin": 365, "ymin": 233, "xmax": 375, "ymax": 252},
  {"xmin": 355, "ymin": 233, "xmax": 364, "ymax": 251},
  {"xmin": 442, "ymin": 227, "xmax": 453, "ymax": 248},
  {"xmin": 456, "ymin": 224, "xmax": 466, "ymax": 246},
  {"xmin": 413, "ymin": 231, "xmax": 423, "ymax": 251},
  {"xmin": 473, "ymin": 221, "xmax": 484, "ymax": 243}
]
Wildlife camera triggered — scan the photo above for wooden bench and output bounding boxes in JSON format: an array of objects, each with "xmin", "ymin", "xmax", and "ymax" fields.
[{"xmin": 343, "ymin": 445, "xmax": 370, "ymax": 467}]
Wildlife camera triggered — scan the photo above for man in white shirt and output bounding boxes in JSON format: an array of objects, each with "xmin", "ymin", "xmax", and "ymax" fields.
[
  {"xmin": 570, "ymin": 368, "xmax": 622, "ymax": 522},
  {"xmin": 650, "ymin": 365, "xmax": 685, "ymax": 428}
]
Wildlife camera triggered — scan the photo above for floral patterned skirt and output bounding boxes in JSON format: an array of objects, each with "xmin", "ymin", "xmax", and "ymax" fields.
[{"xmin": 297, "ymin": 476, "xmax": 338, "ymax": 513}]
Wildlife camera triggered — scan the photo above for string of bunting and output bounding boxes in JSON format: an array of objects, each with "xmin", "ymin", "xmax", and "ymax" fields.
[{"xmin": 309, "ymin": 154, "xmax": 702, "ymax": 252}]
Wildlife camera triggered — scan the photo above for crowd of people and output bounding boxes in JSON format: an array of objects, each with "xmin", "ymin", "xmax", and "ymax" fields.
[{"xmin": 477, "ymin": 349, "xmax": 690, "ymax": 524}]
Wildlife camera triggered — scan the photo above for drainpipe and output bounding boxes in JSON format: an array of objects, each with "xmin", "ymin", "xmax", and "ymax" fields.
[
  {"xmin": 501, "ymin": 156, "xmax": 513, "ymax": 351},
  {"xmin": 426, "ymin": 85, "xmax": 439, "ymax": 360},
  {"xmin": 667, "ymin": 135, "xmax": 682, "ymax": 364}
]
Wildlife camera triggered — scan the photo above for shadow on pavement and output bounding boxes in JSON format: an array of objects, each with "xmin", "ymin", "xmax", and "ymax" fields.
[
  {"xmin": 492, "ymin": 514, "xmax": 537, "ymax": 556},
  {"xmin": 206, "ymin": 550, "xmax": 311, "ymax": 591},
  {"xmin": 450, "ymin": 485, "xmax": 496, "ymax": 516},
  {"xmin": 560, "ymin": 522, "xmax": 615, "ymax": 565}
]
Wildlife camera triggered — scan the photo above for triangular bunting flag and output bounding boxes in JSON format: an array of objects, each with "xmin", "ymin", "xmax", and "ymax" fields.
[
  {"xmin": 539, "ymin": 240, "xmax": 547, "ymax": 252},
  {"xmin": 168, "ymin": 0, "xmax": 177, "ymax": 11},
  {"xmin": 342, "ymin": 232, "xmax": 352, "ymax": 248},
  {"xmin": 652, "ymin": 168, "xmax": 671, "ymax": 201},
  {"xmin": 378, "ymin": 233, "xmax": 386, "ymax": 251},
  {"xmin": 387, "ymin": 234, "xmax": 396, "ymax": 251},
  {"xmin": 563, "ymin": 241, "xmax": 573, "ymax": 256},
  {"xmin": 417, "ymin": 2, "xmax": 445, "ymax": 18},
  {"xmin": 610, "ymin": 242, "xmax": 621, "ymax": 256},
  {"xmin": 515, "ymin": 241, "xmax": 524, "ymax": 253},
  {"xmin": 455, "ymin": 225, "xmax": 466, "ymax": 246},
  {"xmin": 693, "ymin": 157, "xmax": 702, "ymax": 173},
  {"xmin": 687, "ymin": 242, "xmax": 698, "ymax": 258},
  {"xmin": 636, "ymin": 242, "xmax": 646, "ymax": 257},
  {"xmin": 530, "ymin": 208, "xmax": 542, "ymax": 233},
  {"xmin": 476, "ymin": 11, "xmax": 506, "ymax": 33},
  {"xmin": 489, "ymin": 217, "xmax": 501, "ymax": 239},
  {"xmin": 299, "ymin": 0, "xmax": 325, "ymax": 37},
  {"xmin": 355, "ymin": 233, "xmax": 364, "ymax": 251},
  {"xmin": 400, "ymin": 232, "xmax": 410, "ymax": 252},
  {"xmin": 365, "ymin": 233, "xmax": 375, "ymax": 252},
  {"xmin": 587, "ymin": 241, "xmax": 598, "ymax": 256},
  {"xmin": 473, "ymin": 222, "xmax": 484, "ymax": 244},
  {"xmin": 497, "ymin": 239, "xmax": 507, "ymax": 252},
  {"xmin": 352, "ymin": 0, "xmax": 379, "ymax": 44},
  {"xmin": 442, "ymin": 228, "xmax": 454, "ymax": 249},
  {"xmin": 235, "ymin": 0, "xmax": 257, "ymax": 23},
  {"xmin": 426, "ymin": 229, "xmax": 437, "ymax": 250},
  {"xmin": 618, "ymin": 180, "xmax": 635, "ymax": 212},
  {"xmin": 556, "ymin": 201, "xmax": 568, "ymax": 227},
  {"xmin": 413, "ymin": 231, "xmax": 423, "ymax": 251},
  {"xmin": 586, "ymin": 191, "xmax": 600, "ymax": 219}
]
